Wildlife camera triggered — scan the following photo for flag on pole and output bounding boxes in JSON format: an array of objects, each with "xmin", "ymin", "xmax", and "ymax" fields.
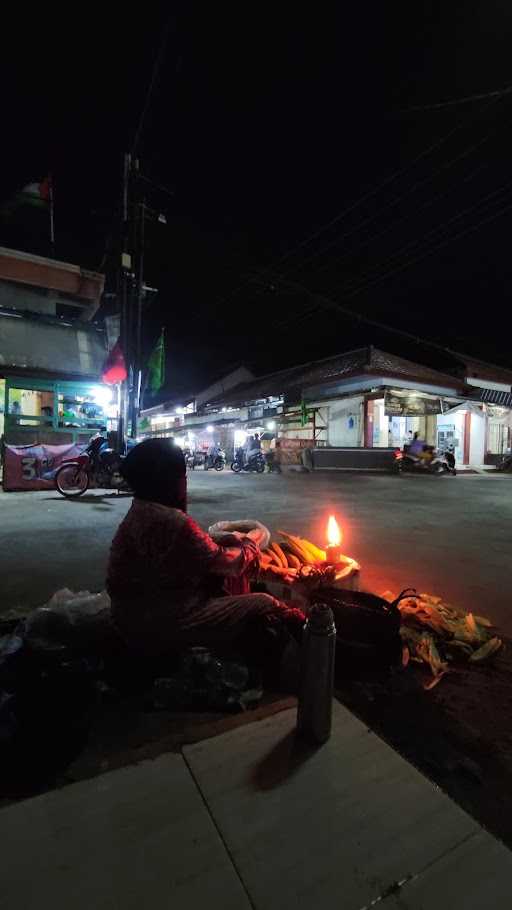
[
  {"xmin": 147, "ymin": 329, "xmax": 165, "ymax": 393},
  {"xmin": 300, "ymin": 397, "xmax": 309, "ymax": 427},
  {"xmin": 1, "ymin": 175, "xmax": 54, "ymax": 247},
  {"xmin": 19, "ymin": 178, "xmax": 52, "ymax": 208},
  {"xmin": 102, "ymin": 338, "xmax": 128, "ymax": 384}
]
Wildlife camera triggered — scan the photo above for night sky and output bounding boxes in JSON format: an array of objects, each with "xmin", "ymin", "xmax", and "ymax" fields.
[{"xmin": 2, "ymin": 4, "xmax": 512, "ymax": 396}]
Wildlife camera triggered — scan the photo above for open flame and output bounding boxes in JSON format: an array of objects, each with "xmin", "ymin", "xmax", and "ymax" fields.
[{"xmin": 327, "ymin": 514, "xmax": 342, "ymax": 547}]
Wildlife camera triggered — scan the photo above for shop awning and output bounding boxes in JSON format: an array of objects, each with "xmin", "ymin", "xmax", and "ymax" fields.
[{"xmin": 473, "ymin": 388, "xmax": 512, "ymax": 408}]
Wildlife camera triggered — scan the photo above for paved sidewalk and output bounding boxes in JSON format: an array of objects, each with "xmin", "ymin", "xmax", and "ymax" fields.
[{"xmin": 2, "ymin": 701, "xmax": 512, "ymax": 909}]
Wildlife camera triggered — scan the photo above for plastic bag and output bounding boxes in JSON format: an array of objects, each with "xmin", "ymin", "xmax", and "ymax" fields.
[
  {"xmin": 152, "ymin": 647, "xmax": 261, "ymax": 713},
  {"xmin": 24, "ymin": 589, "xmax": 111, "ymax": 653},
  {"xmin": 208, "ymin": 519, "xmax": 271, "ymax": 550},
  {"xmin": 43, "ymin": 588, "xmax": 111, "ymax": 621}
]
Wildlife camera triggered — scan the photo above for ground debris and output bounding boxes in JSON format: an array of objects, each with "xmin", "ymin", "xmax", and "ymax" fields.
[{"xmin": 382, "ymin": 590, "xmax": 502, "ymax": 687}]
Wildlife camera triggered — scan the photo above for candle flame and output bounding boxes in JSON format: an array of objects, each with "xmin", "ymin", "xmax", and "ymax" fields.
[{"xmin": 327, "ymin": 514, "xmax": 342, "ymax": 547}]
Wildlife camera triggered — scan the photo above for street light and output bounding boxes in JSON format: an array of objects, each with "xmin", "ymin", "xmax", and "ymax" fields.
[
  {"xmin": 266, "ymin": 420, "xmax": 276, "ymax": 430},
  {"xmin": 206, "ymin": 425, "xmax": 214, "ymax": 433}
]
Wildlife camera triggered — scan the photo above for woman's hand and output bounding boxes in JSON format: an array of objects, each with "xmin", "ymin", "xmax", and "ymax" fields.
[{"xmin": 213, "ymin": 530, "xmax": 246, "ymax": 547}]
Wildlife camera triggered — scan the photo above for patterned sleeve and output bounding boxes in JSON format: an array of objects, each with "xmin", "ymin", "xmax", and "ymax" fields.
[{"xmin": 177, "ymin": 514, "xmax": 258, "ymax": 577}]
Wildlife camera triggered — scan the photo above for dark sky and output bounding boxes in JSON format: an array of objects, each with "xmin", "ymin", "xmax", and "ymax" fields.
[{"xmin": 2, "ymin": 3, "xmax": 512, "ymax": 394}]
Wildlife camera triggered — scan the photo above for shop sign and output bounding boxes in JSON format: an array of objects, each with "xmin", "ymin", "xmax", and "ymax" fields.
[
  {"xmin": 384, "ymin": 392, "xmax": 442, "ymax": 416},
  {"xmin": 279, "ymin": 437, "xmax": 315, "ymax": 449},
  {"xmin": 3, "ymin": 442, "xmax": 85, "ymax": 491}
]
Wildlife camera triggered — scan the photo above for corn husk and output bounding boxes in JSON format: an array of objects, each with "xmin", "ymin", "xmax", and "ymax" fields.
[
  {"xmin": 416, "ymin": 633, "xmax": 449, "ymax": 677},
  {"xmin": 387, "ymin": 589, "xmax": 501, "ymax": 686},
  {"xmin": 424, "ymin": 671, "xmax": 449, "ymax": 690},
  {"xmin": 469, "ymin": 637, "xmax": 502, "ymax": 662},
  {"xmin": 473, "ymin": 614, "xmax": 493, "ymax": 628}
]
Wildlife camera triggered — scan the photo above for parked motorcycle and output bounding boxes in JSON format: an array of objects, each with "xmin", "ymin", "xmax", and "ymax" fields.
[
  {"xmin": 393, "ymin": 444, "xmax": 456, "ymax": 476},
  {"xmin": 204, "ymin": 449, "xmax": 226, "ymax": 471},
  {"xmin": 231, "ymin": 447, "xmax": 265, "ymax": 474},
  {"xmin": 186, "ymin": 450, "xmax": 205, "ymax": 470},
  {"xmin": 496, "ymin": 450, "xmax": 512, "ymax": 472},
  {"xmin": 55, "ymin": 434, "xmax": 129, "ymax": 497}
]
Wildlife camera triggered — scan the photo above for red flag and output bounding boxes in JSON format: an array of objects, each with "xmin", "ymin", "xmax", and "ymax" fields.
[{"xmin": 102, "ymin": 338, "xmax": 127, "ymax": 384}]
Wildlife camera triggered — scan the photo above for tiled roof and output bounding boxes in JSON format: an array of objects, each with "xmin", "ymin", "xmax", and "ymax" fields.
[
  {"xmin": 202, "ymin": 346, "xmax": 463, "ymax": 410},
  {"xmin": 367, "ymin": 348, "xmax": 463, "ymax": 387}
]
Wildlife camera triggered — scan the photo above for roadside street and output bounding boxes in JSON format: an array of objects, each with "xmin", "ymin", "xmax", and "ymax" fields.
[{"xmin": 0, "ymin": 470, "xmax": 511, "ymax": 631}]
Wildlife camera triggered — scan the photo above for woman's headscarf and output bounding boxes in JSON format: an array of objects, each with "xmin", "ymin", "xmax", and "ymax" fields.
[{"xmin": 121, "ymin": 439, "xmax": 187, "ymax": 510}]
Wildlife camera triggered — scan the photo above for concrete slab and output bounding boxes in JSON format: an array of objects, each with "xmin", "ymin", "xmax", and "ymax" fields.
[
  {"xmin": 0, "ymin": 753, "xmax": 251, "ymax": 910},
  {"xmin": 184, "ymin": 701, "xmax": 511, "ymax": 910},
  {"xmin": 381, "ymin": 829, "xmax": 512, "ymax": 909}
]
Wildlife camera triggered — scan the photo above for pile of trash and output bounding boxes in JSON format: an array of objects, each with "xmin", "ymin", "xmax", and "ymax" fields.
[
  {"xmin": 382, "ymin": 590, "xmax": 502, "ymax": 689},
  {"xmin": 0, "ymin": 589, "xmax": 259, "ymax": 792},
  {"xmin": 152, "ymin": 647, "xmax": 262, "ymax": 713}
]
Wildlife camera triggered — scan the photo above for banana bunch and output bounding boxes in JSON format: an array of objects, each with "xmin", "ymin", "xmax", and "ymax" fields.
[{"xmin": 259, "ymin": 530, "xmax": 359, "ymax": 584}]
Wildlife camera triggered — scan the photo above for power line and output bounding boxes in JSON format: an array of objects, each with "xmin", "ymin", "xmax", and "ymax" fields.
[
  {"xmin": 268, "ymin": 196, "xmax": 512, "ymax": 336},
  {"xmin": 211, "ymin": 91, "xmax": 503, "ymax": 310},
  {"xmin": 397, "ymin": 83, "xmax": 512, "ymax": 114},
  {"xmin": 259, "ymin": 172, "xmax": 512, "ymax": 324},
  {"xmin": 296, "ymin": 164, "xmax": 485, "ymax": 284},
  {"xmin": 278, "ymin": 97, "xmax": 511, "ymax": 279},
  {"xmin": 132, "ymin": 13, "xmax": 175, "ymax": 156},
  {"xmin": 328, "ymin": 176, "xmax": 512, "ymax": 296}
]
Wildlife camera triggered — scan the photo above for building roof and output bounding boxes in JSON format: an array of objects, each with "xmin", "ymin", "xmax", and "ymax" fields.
[
  {"xmin": 450, "ymin": 352, "xmax": 512, "ymax": 386},
  {"xmin": 470, "ymin": 387, "xmax": 512, "ymax": 408},
  {"xmin": 0, "ymin": 246, "xmax": 104, "ymax": 320},
  {"xmin": 202, "ymin": 346, "xmax": 465, "ymax": 410}
]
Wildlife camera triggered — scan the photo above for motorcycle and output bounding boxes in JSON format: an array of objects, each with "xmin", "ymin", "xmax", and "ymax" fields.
[
  {"xmin": 231, "ymin": 447, "xmax": 265, "ymax": 474},
  {"xmin": 55, "ymin": 434, "xmax": 129, "ymax": 498},
  {"xmin": 393, "ymin": 444, "xmax": 456, "ymax": 476},
  {"xmin": 204, "ymin": 449, "xmax": 226, "ymax": 471},
  {"xmin": 496, "ymin": 450, "xmax": 512, "ymax": 472},
  {"xmin": 186, "ymin": 450, "xmax": 206, "ymax": 470}
]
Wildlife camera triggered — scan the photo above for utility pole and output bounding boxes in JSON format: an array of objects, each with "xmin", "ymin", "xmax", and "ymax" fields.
[
  {"xmin": 128, "ymin": 192, "xmax": 146, "ymax": 438},
  {"xmin": 117, "ymin": 152, "xmax": 132, "ymax": 452},
  {"xmin": 116, "ymin": 153, "xmax": 166, "ymax": 446}
]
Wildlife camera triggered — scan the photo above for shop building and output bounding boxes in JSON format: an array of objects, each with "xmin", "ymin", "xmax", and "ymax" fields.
[
  {"xmin": 140, "ymin": 366, "xmax": 254, "ymax": 450},
  {"xmin": 0, "ymin": 246, "xmax": 111, "ymax": 447},
  {"xmin": 179, "ymin": 346, "xmax": 512, "ymax": 468}
]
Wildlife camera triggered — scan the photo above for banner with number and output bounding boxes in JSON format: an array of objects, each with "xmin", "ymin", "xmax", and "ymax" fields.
[{"xmin": 3, "ymin": 443, "xmax": 86, "ymax": 491}]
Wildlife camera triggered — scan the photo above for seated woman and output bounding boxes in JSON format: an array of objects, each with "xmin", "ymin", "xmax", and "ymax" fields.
[{"xmin": 107, "ymin": 439, "xmax": 303, "ymax": 679}]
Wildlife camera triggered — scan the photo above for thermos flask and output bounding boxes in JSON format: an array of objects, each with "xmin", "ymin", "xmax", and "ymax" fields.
[{"xmin": 296, "ymin": 603, "xmax": 336, "ymax": 744}]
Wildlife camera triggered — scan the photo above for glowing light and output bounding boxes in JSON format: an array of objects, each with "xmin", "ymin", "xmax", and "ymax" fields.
[
  {"xmin": 266, "ymin": 420, "xmax": 276, "ymax": 430},
  {"xmin": 234, "ymin": 429, "xmax": 248, "ymax": 447},
  {"xmin": 326, "ymin": 514, "xmax": 342, "ymax": 547},
  {"xmin": 206, "ymin": 425, "xmax": 214, "ymax": 433},
  {"xmin": 92, "ymin": 385, "xmax": 114, "ymax": 407},
  {"xmin": 175, "ymin": 406, "xmax": 185, "ymax": 415}
]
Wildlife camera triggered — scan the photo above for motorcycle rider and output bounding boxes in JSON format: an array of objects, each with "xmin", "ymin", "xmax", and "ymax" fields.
[
  {"xmin": 246, "ymin": 433, "xmax": 263, "ymax": 465},
  {"xmin": 206, "ymin": 440, "xmax": 221, "ymax": 469}
]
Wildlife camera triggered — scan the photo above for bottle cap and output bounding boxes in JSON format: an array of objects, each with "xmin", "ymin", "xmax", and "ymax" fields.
[{"xmin": 308, "ymin": 603, "xmax": 335, "ymax": 633}]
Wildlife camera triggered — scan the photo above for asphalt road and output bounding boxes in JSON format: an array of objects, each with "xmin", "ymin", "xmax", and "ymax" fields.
[{"xmin": 1, "ymin": 470, "xmax": 511, "ymax": 632}]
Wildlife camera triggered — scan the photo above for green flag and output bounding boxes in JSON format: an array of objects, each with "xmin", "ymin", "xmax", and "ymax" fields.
[
  {"xmin": 147, "ymin": 329, "xmax": 165, "ymax": 393},
  {"xmin": 300, "ymin": 398, "xmax": 309, "ymax": 427}
]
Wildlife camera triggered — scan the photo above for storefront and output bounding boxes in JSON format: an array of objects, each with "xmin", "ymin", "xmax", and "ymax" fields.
[
  {"xmin": 370, "ymin": 391, "xmax": 442, "ymax": 449},
  {"xmin": 1, "ymin": 375, "xmax": 118, "ymax": 446},
  {"xmin": 485, "ymin": 405, "xmax": 512, "ymax": 463}
]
